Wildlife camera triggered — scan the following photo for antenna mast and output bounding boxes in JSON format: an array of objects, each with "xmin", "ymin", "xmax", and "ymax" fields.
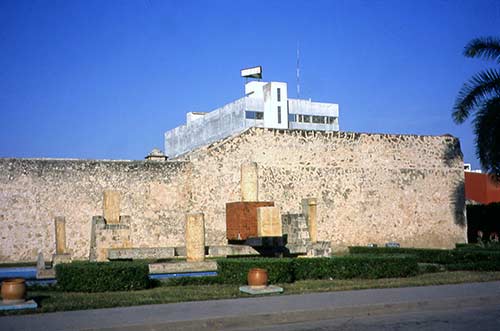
[{"xmin": 296, "ymin": 41, "xmax": 300, "ymax": 98}]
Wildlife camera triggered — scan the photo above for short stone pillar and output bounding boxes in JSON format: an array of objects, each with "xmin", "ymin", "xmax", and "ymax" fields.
[
  {"xmin": 241, "ymin": 162, "xmax": 258, "ymax": 202},
  {"xmin": 54, "ymin": 216, "xmax": 67, "ymax": 255},
  {"xmin": 52, "ymin": 216, "xmax": 72, "ymax": 266},
  {"xmin": 185, "ymin": 213, "xmax": 205, "ymax": 262},
  {"xmin": 257, "ymin": 206, "xmax": 282, "ymax": 237},
  {"xmin": 103, "ymin": 190, "xmax": 120, "ymax": 224},
  {"xmin": 302, "ymin": 198, "xmax": 318, "ymax": 243}
]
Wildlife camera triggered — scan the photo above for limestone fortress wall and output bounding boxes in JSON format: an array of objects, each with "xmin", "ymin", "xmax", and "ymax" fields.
[{"xmin": 0, "ymin": 128, "xmax": 467, "ymax": 262}]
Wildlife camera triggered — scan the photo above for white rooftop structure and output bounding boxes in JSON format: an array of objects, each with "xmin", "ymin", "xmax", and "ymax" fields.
[{"xmin": 165, "ymin": 80, "xmax": 339, "ymax": 158}]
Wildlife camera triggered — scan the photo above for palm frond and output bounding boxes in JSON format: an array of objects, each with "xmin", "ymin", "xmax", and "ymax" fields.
[
  {"xmin": 453, "ymin": 69, "xmax": 500, "ymax": 123},
  {"xmin": 464, "ymin": 37, "xmax": 500, "ymax": 63},
  {"xmin": 473, "ymin": 96, "xmax": 500, "ymax": 181}
]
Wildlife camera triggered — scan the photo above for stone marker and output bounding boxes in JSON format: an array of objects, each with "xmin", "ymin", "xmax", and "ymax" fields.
[
  {"xmin": 185, "ymin": 213, "xmax": 205, "ymax": 262},
  {"xmin": 54, "ymin": 216, "xmax": 66, "ymax": 254},
  {"xmin": 36, "ymin": 251, "xmax": 56, "ymax": 279},
  {"xmin": 36, "ymin": 251, "xmax": 45, "ymax": 271},
  {"xmin": 257, "ymin": 206, "xmax": 282, "ymax": 237},
  {"xmin": 302, "ymin": 198, "xmax": 318, "ymax": 243},
  {"xmin": 241, "ymin": 162, "xmax": 258, "ymax": 201},
  {"xmin": 103, "ymin": 190, "xmax": 120, "ymax": 224}
]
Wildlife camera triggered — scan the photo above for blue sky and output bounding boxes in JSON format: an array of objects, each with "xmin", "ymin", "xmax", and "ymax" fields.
[{"xmin": 0, "ymin": 0, "xmax": 498, "ymax": 168}]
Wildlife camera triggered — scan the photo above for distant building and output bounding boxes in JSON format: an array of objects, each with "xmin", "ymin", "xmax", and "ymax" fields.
[
  {"xmin": 464, "ymin": 163, "xmax": 481, "ymax": 173},
  {"xmin": 164, "ymin": 80, "xmax": 339, "ymax": 158},
  {"xmin": 144, "ymin": 148, "xmax": 167, "ymax": 162},
  {"xmin": 465, "ymin": 172, "xmax": 500, "ymax": 204}
]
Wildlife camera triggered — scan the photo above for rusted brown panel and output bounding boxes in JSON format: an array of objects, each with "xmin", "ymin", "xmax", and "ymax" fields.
[{"xmin": 226, "ymin": 201, "xmax": 274, "ymax": 240}]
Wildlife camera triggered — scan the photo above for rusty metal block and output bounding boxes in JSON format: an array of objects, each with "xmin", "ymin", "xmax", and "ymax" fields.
[{"xmin": 226, "ymin": 201, "xmax": 274, "ymax": 240}]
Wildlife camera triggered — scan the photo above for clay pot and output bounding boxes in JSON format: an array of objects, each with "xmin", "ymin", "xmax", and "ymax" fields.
[
  {"xmin": 247, "ymin": 268, "xmax": 268, "ymax": 288},
  {"xmin": 1, "ymin": 278, "xmax": 26, "ymax": 303}
]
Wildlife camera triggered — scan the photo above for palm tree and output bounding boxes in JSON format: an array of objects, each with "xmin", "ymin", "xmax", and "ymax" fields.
[{"xmin": 453, "ymin": 37, "xmax": 500, "ymax": 180}]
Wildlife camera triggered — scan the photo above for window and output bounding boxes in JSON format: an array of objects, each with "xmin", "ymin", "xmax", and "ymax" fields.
[
  {"xmin": 303, "ymin": 115, "xmax": 311, "ymax": 123},
  {"xmin": 277, "ymin": 106, "xmax": 281, "ymax": 124},
  {"xmin": 246, "ymin": 111, "xmax": 264, "ymax": 120},
  {"xmin": 312, "ymin": 116, "xmax": 324, "ymax": 124},
  {"xmin": 277, "ymin": 88, "xmax": 281, "ymax": 102},
  {"xmin": 288, "ymin": 114, "xmax": 296, "ymax": 122}
]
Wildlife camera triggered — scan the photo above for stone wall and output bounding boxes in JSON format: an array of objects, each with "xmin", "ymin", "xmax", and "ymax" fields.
[
  {"xmin": 0, "ymin": 159, "xmax": 191, "ymax": 261},
  {"xmin": 183, "ymin": 128, "xmax": 466, "ymax": 250},
  {"xmin": 0, "ymin": 128, "xmax": 466, "ymax": 262}
]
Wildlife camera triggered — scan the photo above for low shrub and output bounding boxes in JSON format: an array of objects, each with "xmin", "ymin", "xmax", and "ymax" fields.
[
  {"xmin": 418, "ymin": 263, "xmax": 443, "ymax": 274},
  {"xmin": 455, "ymin": 243, "xmax": 500, "ymax": 250},
  {"xmin": 446, "ymin": 261, "xmax": 500, "ymax": 272},
  {"xmin": 216, "ymin": 256, "xmax": 419, "ymax": 284},
  {"xmin": 348, "ymin": 247, "xmax": 452, "ymax": 263},
  {"xmin": 348, "ymin": 246, "xmax": 500, "ymax": 264},
  {"xmin": 56, "ymin": 261, "xmax": 151, "ymax": 292},
  {"xmin": 162, "ymin": 276, "xmax": 223, "ymax": 286},
  {"xmin": 292, "ymin": 255, "xmax": 419, "ymax": 280},
  {"xmin": 217, "ymin": 258, "xmax": 294, "ymax": 284}
]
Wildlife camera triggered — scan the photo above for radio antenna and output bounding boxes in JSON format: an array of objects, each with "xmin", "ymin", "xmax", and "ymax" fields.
[{"xmin": 296, "ymin": 41, "xmax": 301, "ymax": 98}]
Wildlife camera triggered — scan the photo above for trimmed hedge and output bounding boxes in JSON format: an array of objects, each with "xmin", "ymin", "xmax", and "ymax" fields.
[
  {"xmin": 56, "ymin": 261, "xmax": 151, "ymax": 292},
  {"xmin": 217, "ymin": 258, "xmax": 294, "ymax": 284},
  {"xmin": 348, "ymin": 246, "xmax": 500, "ymax": 264},
  {"xmin": 446, "ymin": 260, "xmax": 500, "ymax": 272},
  {"xmin": 162, "ymin": 276, "xmax": 223, "ymax": 286},
  {"xmin": 455, "ymin": 243, "xmax": 500, "ymax": 251},
  {"xmin": 418, "ymin": 263, "xmax": 443, "ymax": 274},
  {"xmin": 216, "ymin": 255, "xmax": 419, "ymax": 284},
  {"xmin": 292, "ymin": 255, "xmax": 418, "ymax": 280}
]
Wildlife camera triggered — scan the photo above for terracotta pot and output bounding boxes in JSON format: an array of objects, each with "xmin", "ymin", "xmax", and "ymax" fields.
[
  {"xmin": 247, "ymin": 268, "xmax": 268, "ymax": 287},
  {"xmin": 1, "ymin": 278, "xmax": 26, "ymax": 303}
]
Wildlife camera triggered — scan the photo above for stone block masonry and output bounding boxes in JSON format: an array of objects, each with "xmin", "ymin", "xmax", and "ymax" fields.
[
  {"xmin": 185, "ymin": 213, "xmax": 205, "ymax": 262},
  {"xmin": 0, "ymin": 128, "xmax": 467, "ymax": 262},
  {"xmin": 241, "ymin": 162, "xmax": 259, "ymax": 201},
  {"xmin": 103, "ymin": 190, "xmax": 120, "ymax": 224},
  {"xmin": 302, "ymin": 199, "xmax": 318, "ymax": 243},
  {"xmin": 257, "ymin": 206, "xmax": 282, "ymax": 237},
  {"xmin": 54, "ymin": 216, "xmax": 67, "ymax": 255}
]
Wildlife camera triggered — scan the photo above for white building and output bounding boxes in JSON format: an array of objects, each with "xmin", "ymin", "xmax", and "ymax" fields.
[{"xmin": 165, "ymin": 80, "xmax": 339, "ymax": 158}]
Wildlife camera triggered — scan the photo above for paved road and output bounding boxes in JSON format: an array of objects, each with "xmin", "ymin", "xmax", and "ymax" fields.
[
  {"xmin": 232, "ymin": 304, "xmax": 500, "ymax": 331},
  {"xmin": 1, "ymin": 281, "xmax": 500, "ymax": 331}
]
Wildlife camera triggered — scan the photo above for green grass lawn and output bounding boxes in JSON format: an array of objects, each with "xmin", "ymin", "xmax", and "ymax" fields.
[{"xmin": 2, "ymin": 271, "xmax": 500, "ymax": 316}]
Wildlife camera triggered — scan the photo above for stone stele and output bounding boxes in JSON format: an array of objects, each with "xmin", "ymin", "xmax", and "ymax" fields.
[
  {"xmin": 185, "ymin": 213, "xmax": 205, "ymax": 262},
  {"xmin": 257, "ymin": 206, "xmax": 282, "ymax": 237},
  {"xmin": 241, "ymin": 162, "xmax": 258, "ymax": 201},
  {"xmin": 103, "ymin": 190, "xmax": 120, "ymax": 224},
  {"xmin": 302, "ymin": 198, "xmax": 318, "ymax": 243},
  {"xmin": 54, "ymin": 216, "xmax": 66, "ymax": 254}
]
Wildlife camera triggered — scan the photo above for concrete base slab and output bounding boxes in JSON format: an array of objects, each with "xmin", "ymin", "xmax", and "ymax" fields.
[
  {"xmin": 36, "ymin": 268, "xmax": 56, "ymax": 279},
  {"xmin": 208, "ymin": 245, "xmax": 258, "ymax": 257},
  {"xmin": 239, "ymin": 285, "xmax": 283, "ymax": 295},
  {"xmin": 0, "ymin": 299, "xmax": 37, "ymax": 311},
  {"xmin": 108, "ymin": 247, "xmax": 175, "ymax": 260},
  {"xmin": 149, "ymin": 261, "xmax": 217, "ymax": 274}
]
